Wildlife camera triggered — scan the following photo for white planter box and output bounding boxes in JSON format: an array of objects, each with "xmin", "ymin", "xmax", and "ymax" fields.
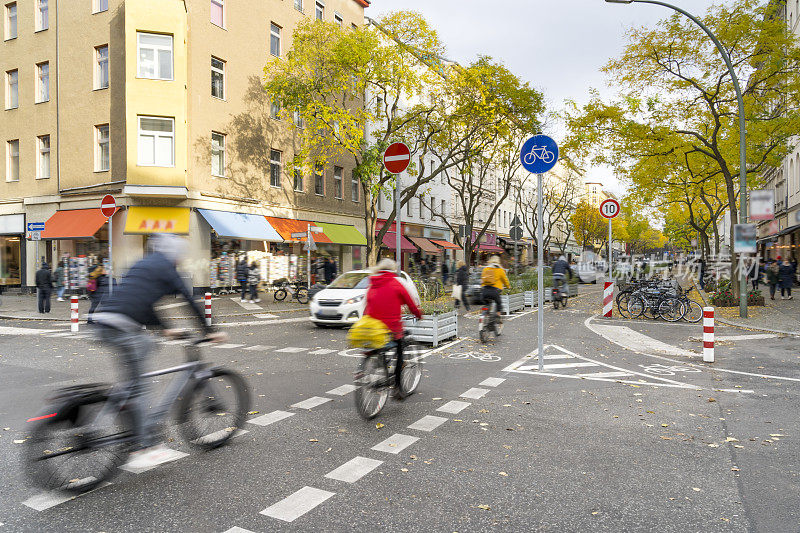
[
  {"xmin": 568, "ymin": 283, "xmax": 579, "ymax": 297},
  {"xmin": 501, "ymin": 293, "xmax": 525, "ymax": 315},
  {"xmin": 524, "ymin": 289, "xmax": 554, "ymax": 307},
  {"xmin": 406, "ymin": 311, "xmax": 458, "ymax": 347}
]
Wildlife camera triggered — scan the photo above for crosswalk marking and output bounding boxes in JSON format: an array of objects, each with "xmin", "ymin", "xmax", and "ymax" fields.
[
  {"xmin": 243, "ymin": 345, "xmax": 276, "ymax": 351},
  {"xmin": 324, "ymin": 456, "xmax": 383, "ymax": 483},
  {"xmin": 247, "ymin": 410, "xmax": 295, "ymax": 426},
  {"xmin": 309, "ymin": 348, "xmax": 338, "ymax": 355},
  {"xmin": 479, "ymin": 377, "xmax": 505, "ymax": 387},
  {"xmin": 119, "ymin": 448, "xmax": 188, "ymax": 474},
  {"xmin": 578, "ymin": 371, "xmax": 632, "ymax": 379},
  {"xmin": 408, "ymin": 415, "xmax": 448, "ymax": 432},
  {"xmin": 371, "ymin": 433, "xmax": 420, "ymax": 454},
  {"xmin": 291, "ymin": 396, "xmax": 331, "ymax": 410},
  {"xmin": 22, "ymin": 482, "xmax": 112, "ymax": 511},
  {"xmin": 231, "ymin": 297, "xmax": 262, "ymax": 311},
  {"xmin": 327, "ymin": 384, "xmax": 358, "ymax": 396},
  {"xmin": 437, "ymin": 400, "xmax": 471, "ymax": 414},
  {"xmin": 460, "ymin": 388, "xmax": 490, "ymax": 399},
  {"xmin": 275, "ymin": 347, "xmax": 308, "ymax": 353},
  {"xmin": 260, "ymin": 486, "xmax": 335, "ymax": 522},
  {"xmin": 213, "ymin": 343, "xmax": 245, "ymax": 350},
  {"xmin": 192, "ymin": 429, "xmax": 248, "ymax": 444}
]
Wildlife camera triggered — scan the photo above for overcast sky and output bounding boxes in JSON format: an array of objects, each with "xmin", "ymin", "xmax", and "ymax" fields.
[{"xmin": 372, "ymin": 0, "xmax": 727, "ymax": 195}]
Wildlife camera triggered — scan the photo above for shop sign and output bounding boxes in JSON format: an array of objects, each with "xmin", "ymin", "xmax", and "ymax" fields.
[
  {"xmin": 749, "ymin": 190, "xmax": 775, "ymax": 221},
  {"xmin": 733, "ymin": 224, "xmax": 757, "ymax": 254},
  {"xmin": 137, "ymin": 218, "xmax": 178, "ymax": 232},
  {"xmin": 0, "ymin": 214, "xmax": 25, "ymax": 234}
]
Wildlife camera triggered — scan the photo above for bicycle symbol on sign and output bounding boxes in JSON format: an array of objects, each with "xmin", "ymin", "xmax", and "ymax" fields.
[
  {"xmin": 639, "ymin": 363, "xmax": 701, "ymax": 376},
  {"xmin": 448, "ymin": 352, "xmax": 502, "ymax": 362},
  {"xmin": 523, "ymin": 145, "xmax": 556, "ymax": 166}
]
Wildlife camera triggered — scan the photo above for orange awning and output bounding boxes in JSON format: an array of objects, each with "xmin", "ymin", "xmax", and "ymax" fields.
[
  {"xmin": 265, "ymin": 217, "xmax": 332, "ymax": 243},
  {"xmin": 408, "ymin": 236, "xmax": 441, "ymax": 254},
  {"xmin": 42, "ymin": 208, "xmax": 118, "ymax": 239},
  {"xmin": 430, "ymin": 238, "xmax": 460, "ymax": 250}
]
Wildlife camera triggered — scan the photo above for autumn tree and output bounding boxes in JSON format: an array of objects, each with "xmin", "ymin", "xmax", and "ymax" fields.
[{"xmin": 570, "ymin": 201, "xmax": 606, "ymax": 251}]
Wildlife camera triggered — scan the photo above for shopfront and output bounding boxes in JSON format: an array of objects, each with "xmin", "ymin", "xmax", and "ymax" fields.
[{"xmin": 0, "ymin": 214, "xmax": 24, "ymax": 287}]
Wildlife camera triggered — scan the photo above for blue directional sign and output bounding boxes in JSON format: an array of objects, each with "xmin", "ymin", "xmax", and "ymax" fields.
[
  {"xmin": 520, "ymin": 134, "xmax": 559, "ymax": 174},
  {"xmin": 27, "ymin": 222, "xmax": 45, "ymax": 231}
]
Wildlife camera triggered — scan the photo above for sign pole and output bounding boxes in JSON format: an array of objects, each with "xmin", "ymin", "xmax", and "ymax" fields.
[
  {"xmin": 537, "ymin": 173, "xmax": 544, "ymax": 372},
  {"xmin": 108, "ymin": 214, "xmax": 113, "ymax": 295},
  {"xmin": 307, "ymin": 223, "xmax": 311, "ymax": 290},
  {"xmin": 395, "ymin": 174, "xmax": 401, "ymax": 274},
  {"xmin": 608, "ymin": 218, "xmax": 612, "ymax": 280}
]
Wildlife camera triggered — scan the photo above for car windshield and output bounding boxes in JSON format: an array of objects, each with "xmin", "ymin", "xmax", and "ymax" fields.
[{"xmin": 327, "ymin": 272, "xmax": 370, "ymax": 289}]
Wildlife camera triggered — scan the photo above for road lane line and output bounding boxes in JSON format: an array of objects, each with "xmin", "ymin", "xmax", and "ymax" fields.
[
  {"xmin": 22, "ymin": 482, "xmax": 112, "ymax": 511},
  {"xmin": 276, "ymin": 347, "xmax": 308, "ymax": 353},
  {"xmin": 460, "ymin": 388, "xmax": 490, "ymax": 399},
  {"xmin": 408, "ymin": 415, "xmax": 448, "ymax": 432},
  {"xmin": 324, "ymin": 456, "xmax": 383, "ymax": 483},
  {"xmin": 243, "ymin": 345, "xmax": 276, "ymax": 351},
  {"xmin": 193, "ymin": 428, "xmax": 248, "ymax": 444},
  {"xmin": 254, "ymin": 313, "xmax": 279, "ymax": 319},
  {"xmin": 371, "ymin": 433, "xmax": 420, "ymax": 454},
  {"xmin": 218, "ymin": 317, "xmax": 310, "ymax": 328},
  {"xmin": 309, "ymin": 349, "xmax": 338, "ymax": 355},
  {"xmin": 213, "ymin": 343, "xmax": 245, "ymax": 349},
  {"xmin": 222, "ymin": 527, "xmax": 256, "ymax": 533},
  {"xmin": 540, "ymin": 362, "xmax": 598, "ymax": 370},
  {"xmin": 327, "ymin": 384, "xmax": 358, "ymax": 396},
  {"xmin": 119, "ymin": 448, "xmax": 189, "ymax": 474},
  {"xmin": 291, "ymin": 396, "xmax": 331, "ymax": 410},
  {"xmin": 436, "ymin": 400, "xmax": 471, "ymax": 414},
  {"xmin": 479, "ymin": 377, "xmax": 506, "ymax": 387},
  {"xmin": 577, "ymin": 371, "xmax": 633, "ymax": 379},
  {"xmin": 247, "ymin": 410, "xmax": 295, "ymax": 426},
  {"xmin": 0, "ymin": 326, "xmax": 60, "ymax": 335},
  {"xmin": 260, "ymin": 486, "xmax": 335, "ymax": 522}
]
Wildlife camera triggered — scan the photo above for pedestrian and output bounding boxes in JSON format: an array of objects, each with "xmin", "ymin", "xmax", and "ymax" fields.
[
  {"xmin": 87, "ymin": 265, "xmax": 110, "ymax": 323},
  {"xmin": 247, "ymin": 261, "xmax": 261, "ymax": 303},
  {"xmin": 748, "ymin": 260, "xmax": 759, "ymax": 291},
  {"xmin": 441, "ymin": 260, "xmax": 449, "ymax": 285},
  {"xmin": 236, "ymin": 256, "xmax": 249, "ymax": 302},
  {"xmin": 35, "ymin": 262, "xmax": 53, "ymax": 314},
  {"xmin": 454, "ymin": 260, "xmax": 470, "ymax": 311},
  {"xmin": 324, "ymin": 257, "xmax": 337, "ymax": 284},
  {"xmin": 698, "ymin": 257, "xmax": 707, "ymax": 290},
  {"xmin": 791, "ymin": 256, "xmax": 798, "ymax": 286},
  {"xmin": 54, "ymin": 260, "xmax": 66, "ymax": 302},
  {"xmin": 420, "ymin": 259, "xmax": 428, "ymax": 277},
  {"xmin": 766, "ymin": 258, "xmax": 779, "ymax": 300},
  {"xmin": 778, "ymin": 256, "xmax": 794, "ymax": 300}
]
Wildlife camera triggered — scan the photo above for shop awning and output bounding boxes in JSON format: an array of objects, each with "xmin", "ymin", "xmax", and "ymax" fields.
[
  {"xmin": 430, "ymin": 238, "xmax": 460, "ymax": 250},
  {"xmin": 42, "ymin": 208, "xmax": 118, "ymax": 239},
  {"xmin": 408, "ymin": 236, "xmax": 441, "ymax": 254},
  {"xmin": 316, "ymin": 222, "xmax": 367, "ymax": 246},
  {"xmin": 266, "ymin": 217, "xmax": 333, "ymax": 243},
  {"xmin": 198, "ymin": 209, "xmax": 282, "ymax": 241},
  {"xmin": 378, "ymin": 231, "xmax": 416, "ymax": 252},
  {"xmin": 478, "ymin": 244, "xmax": 505, "ymax": 252},
  {"xmin": 124, "ymin": 207, "xmax": 190, "ymax": 235}
]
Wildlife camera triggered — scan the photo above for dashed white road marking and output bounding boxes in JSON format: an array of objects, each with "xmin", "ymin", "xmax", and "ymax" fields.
[
  {"xmin": 538, "ymin": 362, "xmax": 598, "ymax": 371},
  {"xmin": 231, "ymin": 297, "xmax": 262, "ymax": 311},
  {"xmin": 460, "ymin": 388, "xmax": 490, "ymax": 399},
  {"xmin": 291, "ymin": 396, "xmax": 331, "ymax": 410},
  {"xmin": 247, "ymin": 410, "xmax": 295, "ymax": 426},
  {"xmin": 578, "ymin": 371, "xmax": 633, "ymax": 379},
  {"xmin": 479, "ymin": 377, "xmax": 505, "ymax": 387},
  {"xmin": 222, "ymin": 527, "xmax": 256, "ymax": 533},
  {"xmin": 119, "ymin": 448, "xmax": 189, "ymax": 474},
  {"xmin": 218, "ymin": 317, "xmax": 310, "ymax": 328},
  {"xmin": 700, "ymin": 334, "xmax": 779, "ymax": 342},
  {"xmin": 324, "ymin": 456, "xmax": 383, "ymax": 483},
  {"xmin": 193, "ymin": 428, "xmax": 248, "ymax": 444},
  {"xmin": 243, "ymin": 345, "xmax": 276, "ymax": 351},
  {"xmin": 48, "ymin": 332, "xmax": 73, "ymax": 337},
  {"xmin": 309, "ymin": 348, "xmax": 338, "ymax": 355},
  {"xmin": 436, "ymin": 400, "xmax": 471, "ymax": 414},
  {"xmin": 326, "ymin": 384, "xmax": 358, "ymax": 396},
  {"xmin": 260, "ymin": 486, "xmax": 335, "ymax": 522},
  {"xmin": 371, "ymin": 433, "xmax": 420, "ymax": 454},
  {"xmin": 408, "ymin": 415, "xmax": 448, "ymax": 432},
  {"xmin": 213, "ymin": 343, "xmax": 245, "ymax": 350},
  {"xmin": 254, "ymin": 313, "xmax": 279, "ymax": 319},
  {"xmin": 0, "ymin": 326, "xmax": 60, "ymax": 335},
  {"xmin": 22, "ymin": 482, "xmax": 112, "ymax": 511},
  {"xmin": 275, "ymin": 347, "xmax": 308, "ymax": 353}
]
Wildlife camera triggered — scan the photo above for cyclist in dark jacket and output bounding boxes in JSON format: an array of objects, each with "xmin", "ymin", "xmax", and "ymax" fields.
[
  {"xmin": 455, "ymin": 260, "xmax": 470, "ymax": 311},
  {"xmin": 552, "ymin": 255, "xmax": 573, "ymax": 292}
]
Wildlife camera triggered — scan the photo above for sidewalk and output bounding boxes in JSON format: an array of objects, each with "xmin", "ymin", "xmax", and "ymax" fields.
[
  {"xmin": 698, "ymin": 285, "xmax": 800, "ymax": 336},
  {"xmin": 0, "ymin": 293, "xmax": 307, "ymax": 322}
]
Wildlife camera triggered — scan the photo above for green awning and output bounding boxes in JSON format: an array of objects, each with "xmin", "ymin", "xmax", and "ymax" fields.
[{"xmin": 317, "ymin": 222, "xmax": 367, "ymax": 246}]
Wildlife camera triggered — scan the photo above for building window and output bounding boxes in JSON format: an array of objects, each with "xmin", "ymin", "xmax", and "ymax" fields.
[
  {"xmin": 270, "ymin": 23, "xmax": 281, "ymax": 57},
  {"xmin": 96, "ymin": 45, "xmax": 109, "ymax": 89},
  {"xmin": 37, "ymin": 0, "xmax": 48, "ymax": 31},
  {"xmin": 334, "ymin": 13, "xmax": 343, "ymax": 26},
  {"xmin": 6, "ymin": 140, "xmax": 19, "ymax": 181},
  {"xmin": 293, "ymin": 108, "xmax": 304, "ymax": 128},
  {"xmin": 270, "ymin": 99, "xmax": 281, "ymax": 119},
  {"xmin": 211, "ymin": 57, "xmax": 225, "ymax": 99},
  {"xmin": 351, "ymin": 172, "xmax": 359, "ymax": 202},
  {"xmin": 430, "ymin": 196, "xmax": 436, "ymax": 217},
  {"xmin": 407, "ymin": 197, "xmax": 412, "ymax": 217},
  {"xmin": 314, "ymin": 165, "xmax": 324, "ymax": 195},
  {"xmin": 377, "ymin": 192, "xmax": 383, "ymax": 211},
  {"xmin": 95, "ymin": 124, "xmax": 109, "ymax": 171},
  {"xmin": 419, "ymin": 196, "xmax": 424, "ymax": 218},
  {"xmin": 5, "ymin": 2, "xmax": 16, "ymax": 40},
  {"xmin": 5, "ymin": 69, "xmax": 17, "ymax": 109},
  {"xmin": 270, "ymin": 149, "xmax": 282, "ymax": 187},
  {"xmin": 211, "ymin": 132, "xmax": 225, "ymax": 177},
  {"xmin": 36, "ymin": 62, "xmax": 49, "ymax": 103},
  {"xmin": 294, "ymin": 167, "xmax": 303, "ymax": 192},
  {"xmin": 334, "ymin": 166, "xmax": 343, "ymax": 199},
  {"xmin": 94, "ymin": 0, "xmax": 108, "ymax": 13},
  {"xmin": 210, "ymin": 0, "xmax": 224, "ymax": 28},
  {"xmin": 137, "ymin": 116, "xmax": 174, "ymax": 167},
  {"xmin": 137, "ymin": 32, "xmax": 173, "ymax": 80},
  {"xmin": 441, "ymin": 199, "xmax": 446, "ymax": 217},
  {"xmin": 315, "ymin": 1, "xmax": 324, "ymax": 20},
  {"xmin": 294, "ymin": 0, "xmax": 303, "ymax": 12},
  {"xmin": 37, "ymin": 135, "xmax": 50, "ymax": 179}
]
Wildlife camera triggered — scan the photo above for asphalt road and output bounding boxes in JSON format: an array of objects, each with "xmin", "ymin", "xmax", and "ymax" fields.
[{"xmin": 0, "ymin": 288, "xmax": 798, "ymax": 532}]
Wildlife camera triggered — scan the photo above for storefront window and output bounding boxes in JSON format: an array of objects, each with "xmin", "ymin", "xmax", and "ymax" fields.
[{"xmin": 0, "ymin": 236, "xmax": 21, "ymax": 285}]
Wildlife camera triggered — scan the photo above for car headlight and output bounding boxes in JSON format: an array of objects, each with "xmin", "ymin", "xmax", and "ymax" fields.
[{"xmin": 345, "ymin": 295, "xmax": 365, "ymax": 305}]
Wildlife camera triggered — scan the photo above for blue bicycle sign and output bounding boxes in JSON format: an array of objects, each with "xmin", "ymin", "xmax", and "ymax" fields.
[{"xmin": 520, "ymin": 135, "xmax": 559, "ymax": 174}]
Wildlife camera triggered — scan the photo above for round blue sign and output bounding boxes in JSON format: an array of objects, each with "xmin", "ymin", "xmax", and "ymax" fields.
[{"xmin": 520, "ymin": 134, "xmax": 559, "ymax": 174}]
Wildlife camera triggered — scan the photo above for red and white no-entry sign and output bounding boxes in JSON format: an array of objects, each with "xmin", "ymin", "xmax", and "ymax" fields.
[
  {"xmin": 599, "ymin": 198, "xmax": 620, "ymax": 219},
  {"xmin": 100, "ymin": 194, "xmax": 117, "ymax": 218},
  {"xmin": 383, "ymin": 142, "xmax": 411, "ymax": 174}
]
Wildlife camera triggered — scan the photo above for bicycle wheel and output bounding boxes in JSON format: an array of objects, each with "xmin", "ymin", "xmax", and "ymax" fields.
[
  {"xmin": 399, "ymin": 341, "xmax": 424, "ymax": 396},
  {"xmin": 274, "ymin": 289, "xmax": 287, "ymax": 302},
  {"xmin": 682, "ymin": 300, "xmax": 703, "ymax": 323},
  {"xmin": 296, "ymin": 287, "xmax": 309, "ymax": 304},
  {"xmin": 178, "ymin": 368, "xmax": 251, "ymax": 450},
  {"xmin": 24, "ymin": 396, "xmax": 132, "ymax": 493},
  {"xmin": 561, "ymin": 295, "xmax": 568, "ymax": 308},
  {"xmin": 479, "ymin": 328, "xmax": 488, "ymax": 343},
  {"xmin": 658, "ymin": 297, "xmax": 685, "ymax": 323},
  {"xmin": 354, "ymin": 354, "xmax": 389, "ymax": 420},
  {"xmin": 627, "ymin": 295, "xmax": 645, "ymax": 319}
]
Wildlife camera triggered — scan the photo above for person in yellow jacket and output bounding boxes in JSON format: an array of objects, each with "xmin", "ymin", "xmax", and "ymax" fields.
[{"xmin": 481, "ymin": 255, "xmax": 510, "ymax": 319}]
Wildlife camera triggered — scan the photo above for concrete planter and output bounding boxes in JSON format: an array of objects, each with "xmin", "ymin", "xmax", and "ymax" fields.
[
  {"xmin": 406, "ymin": 311, "xmax": 458, "ymax": 347},
  {"xmin": 568, "ymin": 283, "xmax": 579, "ymax": 297},
  {"xmin": 524, "ymin": 289, "xmax": 554, "ymax": 307},
  {"xmin": 501, "ymin": 292, "xmax": 525, "ymax": 315}
]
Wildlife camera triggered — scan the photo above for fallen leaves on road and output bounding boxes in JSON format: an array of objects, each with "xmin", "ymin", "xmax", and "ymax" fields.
[
  {"xmin": 477, "ymin": 504, "xmax": 491, "ymax": 511},
  {"xmin": 770, "ymin": 434, "xmax": 785, "ymax": 437},
  {"xmin": 707, "ymin": 398, "xmax": 716, "ymax": 403},
  {"xmin": 692, "ymin": 487, "xmax": 701, "ymax": 492},
  {"xmin": 725, "ymin": 437, "xmax": 739, "ymax": 442},
  {"xmin": 499, "ymin": 472, "xmax": 508, "ymax": 477},
  {"xmin": 247, "ymin": 411, "xmax": 259, "ymax": 415},
  {"xmin": 13, "ymin": 439, "xmax": 25, "ymax": 444},
  {"xmin": 375, "ymin": 423, "xmax": 384, "ymax": 429},
  {"xmin": 309, "ymin": 439, "xmax": 318, "ymax": 442}
]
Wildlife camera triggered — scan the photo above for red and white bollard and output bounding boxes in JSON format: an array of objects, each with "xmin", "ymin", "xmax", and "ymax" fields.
[
  {"xmin": 70, "ymin": 296, "xmax": 79, "ymax": 333},
  {"xmin": 703, "ymin": 307, "xmax": 714, "ymax": 363},
  {"xmin": 603, "ymin": 280, "xmax": 614, "ymax": 318},
  {"xmin": 204, "ymin": 293, "xmax": 212, "ymax": 326}
]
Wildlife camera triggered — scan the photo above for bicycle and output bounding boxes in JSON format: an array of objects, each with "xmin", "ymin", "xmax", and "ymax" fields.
[
  {"xmin": 677, "ymin": 286, "xmax": 703, "ymax": 323},
  {"xmin": 479, "ymin": 300, "xmax": 503, "ymax": 343},
  {"xmin": 523, "ymin": 145, "xmax": 555, "ymax": 165},
  {"xmin": 627, "ymin": 286, "xmax": 685, "ymax": 322},
  {"xmin": 23, "ymin": 333, "xmax": 251, "ymax": 494},
  {"xmin": 552, "ymin": 275, "xmax": 568, "ymax": 310},
  {"xmin": 273, "ymin": 280, "xmax": 309, "ymax": 304},
  {"xmin": 353, "ymin": 334, "xmax": 424, "ymax": 419}
]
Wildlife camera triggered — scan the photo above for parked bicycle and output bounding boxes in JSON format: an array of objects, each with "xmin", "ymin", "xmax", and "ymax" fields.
[
  {"xmin": 24, "ymin": 333, "xmax": 251, "ymax": 494},
  {"xmin": 273, "ymin": 280, "xmax": 309, "ymax": 304},
  {"xmin": 626, "ymin": 284, "xmax": 685, "ymax": 322}
]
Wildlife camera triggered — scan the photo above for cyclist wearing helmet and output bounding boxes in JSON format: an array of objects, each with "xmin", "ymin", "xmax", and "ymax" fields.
[
  {"xmin": 481, "ymin": 255, "xmax": 510, "ymax": 319},
  {"xmin": 552, "ymin": 255, "xmax": 573, "ymax": 291},
  {"xmin": 93, "ymin": 233, "xmax": 226, "ymax": 470}
]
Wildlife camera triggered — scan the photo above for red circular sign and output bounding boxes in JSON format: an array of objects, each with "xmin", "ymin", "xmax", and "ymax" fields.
[
  {"xmin": 100, "ymin": 194, "xmax": 117, "ymax": 218},
  {"xmin": 383, "ymin": 142, "xmax": 411, "ymax": 174},
  {"xmin": 599, "ymin": 198, "xmax": 621, "ymax": 219}
]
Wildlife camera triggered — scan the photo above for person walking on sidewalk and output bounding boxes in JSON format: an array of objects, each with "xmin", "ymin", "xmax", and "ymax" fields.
[
  {"xmin": 748, "ymin": 260, "xmax": 759, "ymax": 291},
  {"xmin": 236, "ymin": 256, "xmax": 249, "ymax": 302},
  {"xmin": 53, "ymin": 261, "xmax": 66, "ymax": 302},
  {"xmin": 247, "ymin": 261, "xmax": 261, "ymax": 303},
  {"xmin": 453, "ymin": 260, "xmax": 470, "ymax": 311},
  {"xmin": 87, "ymin": 265, "xmax": 110, "ymax": 323},
  {"xmin": 778, "ymin": 256, "xmax": 794, "ymax": 300},
  {"xmin": 441, "ymin": 261, "xmax": 449, "ymax": 286},
  {"xmin": 35, "ymin": 262, "xmax": 53, "ymax": 314},
  {"xmin": 766, "ymin": 259, "xmax": 779, "ymax": 300}
]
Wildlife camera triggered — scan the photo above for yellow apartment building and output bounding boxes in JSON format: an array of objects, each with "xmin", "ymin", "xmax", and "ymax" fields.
[{"xmin": 1, "ymin": 0, "xmax": 369, "ymax": 291}]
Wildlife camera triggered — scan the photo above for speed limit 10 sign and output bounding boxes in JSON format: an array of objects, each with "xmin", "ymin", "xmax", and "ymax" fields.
[{"xmin": 599, "ymin": 198, "xmax": 620, "ymax": 219}]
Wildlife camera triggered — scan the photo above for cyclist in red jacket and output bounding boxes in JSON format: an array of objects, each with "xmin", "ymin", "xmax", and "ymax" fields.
[{"xmin": 364, "ymin": 258, "xmax": 422, "ymax": 398}]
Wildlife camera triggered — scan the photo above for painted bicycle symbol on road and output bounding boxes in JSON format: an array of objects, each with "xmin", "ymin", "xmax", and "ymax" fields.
[
  {"xmin": 448, "ymin": 352, "xmax": 502, "ymax": 362},
  {"xmin": 639, "ymin": 363, "xmax": 701, "ymax": 376},
  {"xmin": 522, "ymin": 145, "xmax": 556, "ymax": 166}
]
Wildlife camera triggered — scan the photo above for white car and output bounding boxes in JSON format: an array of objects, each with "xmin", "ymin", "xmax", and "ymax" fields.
[{"xmin": 309, "ymin": 270, "xmax": 421, "ymax": 327}]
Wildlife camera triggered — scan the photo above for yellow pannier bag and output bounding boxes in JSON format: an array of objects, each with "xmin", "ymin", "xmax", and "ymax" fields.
[{"xmin": 347, "ymin": 315, "xmax": 392, "ymax": 349}]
